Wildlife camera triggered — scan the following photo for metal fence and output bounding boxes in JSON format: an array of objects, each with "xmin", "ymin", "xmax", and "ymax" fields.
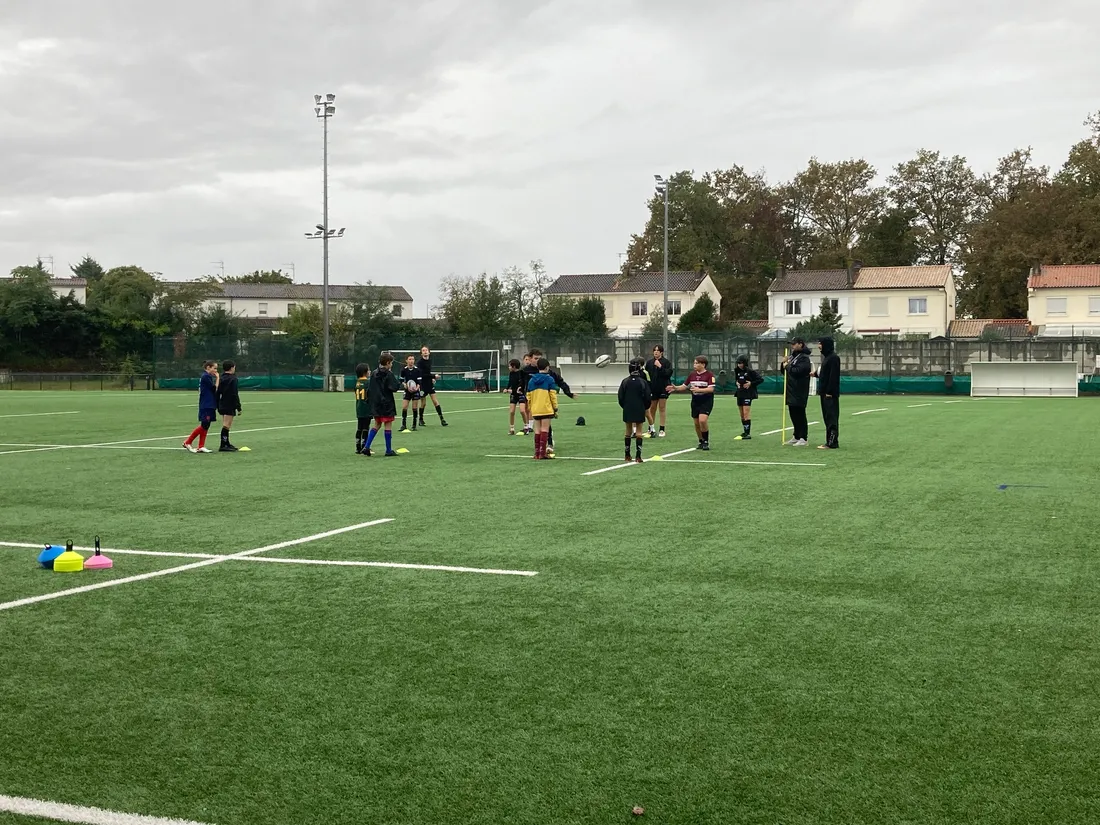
[
  {"xmin": 151, "ymin": 334, "xmax": 1100, "ymax": 382},
  {"xmin": 1, "ymin": 373, "xmax": 155, "ymax": 391}
]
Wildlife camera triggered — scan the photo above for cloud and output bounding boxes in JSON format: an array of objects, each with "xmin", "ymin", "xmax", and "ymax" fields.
[{"xmin": 1, "ymin": 0, "xmax": 1098, "ymax": 305}]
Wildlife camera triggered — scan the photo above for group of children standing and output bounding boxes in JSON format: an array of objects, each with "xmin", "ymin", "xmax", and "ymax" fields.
[
  {"xmin": 354, "ymin": 346, "xmax": 448, "ymax": 457},
  {"xmin": 182, "ymin": 360, "xmax": 242, "ymax": 453},
  {"xmin": 504, "ymin": 348, "xmax": 576, "ymax": 459},
  {"xmin": 615, "ymin": 347, "xmax": 764, "ymax": 459}
]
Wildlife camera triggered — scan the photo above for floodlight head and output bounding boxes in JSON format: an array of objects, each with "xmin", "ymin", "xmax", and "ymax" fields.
[
  {"xmin": 654, "ymin": 174, "xmax": 664, "ymax": 182},
  {"xmin": 325, "ymin": 105, "xmax": 335, "ymax": 115},
  {"xmin": 326, "ymin": 93, "xmax": 335, "ymax": 103},
  {"xmin": 304, "ymin": 232, "xmax": 313, "ymax": 237},
  {"xmin": 316, "ymin": 224, "xmax": 325, "ymax": 231},
  {"xmin": 315, "ymin": 107, "xmax": 321, "ymax": 116},
  {"xmin": 337, "ymin": 227, "xmax": 345, "ymax": 236},
  {"xmin": 315, "ymin": 94, "xmax": 322, "ymax": 104}
]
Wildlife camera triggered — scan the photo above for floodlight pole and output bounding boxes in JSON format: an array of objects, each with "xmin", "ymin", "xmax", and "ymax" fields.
[
  {"xmin": 655, "ymin": 175, "xmax": 670, "ymax": 352},
  {"xmin": 315, "ymin": 94, "xmax": 336, "ymax": 389}
]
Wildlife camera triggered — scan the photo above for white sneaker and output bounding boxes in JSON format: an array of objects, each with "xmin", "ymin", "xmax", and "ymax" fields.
[
  {"xmin": 657, "ymin": 430, "xmax": 666, "ymax": 437},
  {"xmin": 183, "ymin": 443, "xmax": 197, "ymax": 453},
  {"xmin": 785, "ymin": 438, "xmax": 798, "ymax": 446},
  {"xmin": 793, "ymin": 439, "xmax": 808, "ymax": 447},
  {"xmin": 196, "ymin": 447, "xmax": 212, "ymax": 453}
]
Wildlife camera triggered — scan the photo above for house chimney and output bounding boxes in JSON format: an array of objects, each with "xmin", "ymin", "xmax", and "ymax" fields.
[
  {"xmin": 847, "ymin": 259, "xmax": 862, "ymax": 286},
  {"xmin": 776, "ymin": 262, "xmax": 785, "ymax": 279}
]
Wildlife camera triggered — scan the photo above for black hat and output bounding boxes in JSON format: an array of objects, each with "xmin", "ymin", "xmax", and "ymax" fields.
[
  {"xmin": 576, "ymin": 416, "xmax": 585, "ymax": 426},
  {"xmin": 735, "ymin": 354, "xmax": 749, "ymax": 366}
]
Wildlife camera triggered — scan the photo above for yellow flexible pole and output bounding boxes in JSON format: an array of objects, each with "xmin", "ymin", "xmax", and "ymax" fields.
[{"xmin": 780, "ymin": 347, "xmax": 789, "ymax": 445}]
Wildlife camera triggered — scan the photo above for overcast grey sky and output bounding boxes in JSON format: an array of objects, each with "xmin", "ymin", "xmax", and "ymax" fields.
[{"xmin": 1, "ymin": 0, "xmax": 1097, "ymax": 313}]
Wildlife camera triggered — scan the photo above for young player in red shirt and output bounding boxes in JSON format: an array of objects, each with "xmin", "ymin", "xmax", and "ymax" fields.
[{"xmin": 667, "ymin": 355, "xmax": 716, "ymax": 451}]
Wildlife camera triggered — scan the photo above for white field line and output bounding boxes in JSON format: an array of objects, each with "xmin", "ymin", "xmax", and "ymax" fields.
[
  {"xmin": 0, "ymin": 520, "xmax": 392, "ymax": 613},
  {"xmin": 176, "ymin": 401, "xmax": 274, "ymax": 407},
  {"xmin": 0, "ymin": 540, "xmax": 536, "ymax": 576},
  {"xmin": 245, "ymin": 557, "xmax": 537, "ymax": 576},
  {"xmin": 0, "ymin": 793, "xmax": 215, "ymax": 825},
  {"xmin": 0, "ymin": 404, "xmax": 508, "ymax": 457},
  {"xmin": 486, "ymin": 454, "xmax": 625, "ymax": 462},
  {"xmin": 908, "ymin": 403, "xmax": 933, "ymax": 408},
  {"xmin": 582, "ymin": 446, "xmax": 698, "ymax": 476},
  {"xmin": 757, "ymin": 421, "xmax": 820, "ymax": 437},
  {"xmin": 0, "ymin": 411, "xmax": 80, "ymax": 419},
  {"xmin": 0, "ymin": 443, "xmax": 183, "ymax": 452},
  {"xmin": 662, "ymin": 458, "xmax": 826, "ymax": 467},
  {"xmin": 852, "ymin": 408, "xmax": 888, "ymax": 416},
  {"xmin": 944, "ymin": 399, "xmax": 969, "ymax": 404}
]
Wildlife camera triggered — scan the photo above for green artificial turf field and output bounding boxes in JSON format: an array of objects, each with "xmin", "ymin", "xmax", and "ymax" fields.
[{"xmin": 0, "ymin": 389, "xmax": 1098, "ymax": 825}]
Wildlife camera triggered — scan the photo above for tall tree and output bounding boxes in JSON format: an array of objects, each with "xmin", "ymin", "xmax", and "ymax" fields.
[
  {"xmin": 785, "ymin": 158, "xmax": 885, "ymax": 265},
  {"xmin": 435, "ymin": 273, "xmax": 520, "ymax": 338},
  {"xmin": 70, "ymin": 256, "xmax": 105, "ymax": 282},
  {"xmin": 976, "ymin": 148, "xmax": 1050, "ymax": 211},
  {"xmin": 815, "ymin": 297, "xmax": 843, "ymax": 333},
  {"xmin": 857, "ymin": 206, "xmax": 921, "ymax": 266},
  {"xmin": 676, "ymin": 292, "xmax": 722, "ymax": 332},
  {"xmin": 887, "ymin": 149, "xmax": 978, "ymax": 265},
  {"xmin": 222, "ymin": 269, "xmax": 294, "ymax": 284}
]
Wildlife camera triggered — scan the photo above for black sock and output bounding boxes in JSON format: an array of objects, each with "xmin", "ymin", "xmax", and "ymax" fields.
[
  {"xmin": 355, "ymin": 429, "xmax": 363, "ymax": 452},
  {"xmin": 220, "ymin": 427, "xmax": 229, "ymax": 445},
  {"xmin": 624, "ymin": 436, "xmax": 631, "ymax": 454},
  {"xmin": 635, "ymin": 436, "xmax": 643, "ymax": 457},
  {"xmin": 743, "ymin": 420, "xmax": 750, "ymax": 434},
  {"xmin": 659, "ymin": 425, "xmax": 665, "ymax": 432},
  {"xmin": 435, "ymin": 403, "xmax": 444, "ymax": 419},
  {"xmin": 702, "ymin": 429, "xmax": 709, "ymax": 444},
  {"xmin": 401, "ymin": 411, "xmax": 407, "ymax": 427},
  {"xmin": 547, "ymin": 424, "xmax": 554, "ymax": 447}
]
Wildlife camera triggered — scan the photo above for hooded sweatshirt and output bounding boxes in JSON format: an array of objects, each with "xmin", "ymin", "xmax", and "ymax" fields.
[{"xmin": 816, "ymin": 337, "xmax": 841, "ymax": 396}]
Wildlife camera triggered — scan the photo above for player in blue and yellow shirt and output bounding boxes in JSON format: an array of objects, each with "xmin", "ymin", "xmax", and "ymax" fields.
[{"xmin": 526, "ymin": 357, "xmax": 558, "ymax": 460}]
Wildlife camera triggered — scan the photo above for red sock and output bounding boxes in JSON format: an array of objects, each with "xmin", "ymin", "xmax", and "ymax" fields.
[
  {"xmin": 185, "ymin": 426, "xmax": 203, "ymax": 445},
  {"xmin": 198, "ymin": 429, "xmax": 208, "ymax": 449}
]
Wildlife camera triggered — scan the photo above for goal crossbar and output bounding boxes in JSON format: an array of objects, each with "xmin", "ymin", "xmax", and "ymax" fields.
[{"xmin": 388, "ymin": 349, "xmax": 502, "ymax": 392}]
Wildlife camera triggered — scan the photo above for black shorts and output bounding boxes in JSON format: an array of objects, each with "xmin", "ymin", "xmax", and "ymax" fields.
[
  {"xmin": 532, "ymin": 414, "xmax": 554, "ymax": 421},
  {"xmin": 403, "ymin": 391, "xmax": 420, "ymax": 402},
  {"xmin": 509, "ymin": 392, "xmax": 527, "ymax": 406},
  {"xmin": 357, "ymin": 416, "xmax": 372, "ymax": 430},
  {"xmin": 420, "ymin": 381, "xmax": 436, "ymax": 396},
  {"xmin": 690, "ymin": 397, "xmax": 714, "ymax": 419},
  {"xmin": 649, "ymin": 386, "xmax": 669, "ymax": 401},
  {"xmin": 217, "ymin": 407, "xmax": 237, "ymax": 417},
  {"xmin": 736, "ymin": 397, "xmax": 753, "ymax": 408}
]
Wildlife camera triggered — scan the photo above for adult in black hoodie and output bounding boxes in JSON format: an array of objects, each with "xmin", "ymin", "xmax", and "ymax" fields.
[
  {"xmin": 215, "ymin": 360, "xmax": 242, "ymax": 452},
  {"xmin": 781, "ymin": 339, "xmax": 812, "ymax": 444},
  {"xmin": 814, "ymin": 336, "xmax": 841, "ymax": 449}
]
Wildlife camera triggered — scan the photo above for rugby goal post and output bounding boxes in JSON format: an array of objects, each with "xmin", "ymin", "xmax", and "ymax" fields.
[
  {"xmin": 388, "ymin": 349, "xmax": 502, "ymax": 392},
  {"xmin": 968, "ymin": 361, "xmax": 1079, "ymax": 397}
]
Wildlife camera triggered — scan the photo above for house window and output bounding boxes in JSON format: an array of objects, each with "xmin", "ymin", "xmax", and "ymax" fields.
[
  {"xmin": 869, "ymin": 297, "xmax": 889, "ymax": 316},
  {"xmin": 603, "ymin": 299, "xmax": 613, "ymax": 318},
  {"xmin": 391, "ymin": 304, "xmax": 402, "ymax": 317},
  {"xmin": 258, "ymin": 302, "xmax": 268, "ymax": 316},
  {"xmin": 287, "ymin": 303, "xmax": 296, "ymax": 313},
  {"xmin": 214, "ymin": 301, "xmax": 226, "ymax": 310},
  {"xmin": 631, "ymin": 301, "xmax": 648, "ymax": 316},
  {"xmin": 665, "ymin": 300, "xmax": 682, "ymax": 316},
  {"xmin": 785, "ymin": 299, "xmax": 802, "ymax": 316},
  {"xmin": 828, "ymin": 299, "xmax": 839, "ymax": 313},
  {"xmin": 908, "ymin": 297, "xmax": 928, "ymax": 315},
  {"xmin": 1047, "ymin": 297, "xmax": 1067, "ymax": 316},
  {"xmin": 1089, "ymin": 297, "xmax": 1100, "ymax": 315}
]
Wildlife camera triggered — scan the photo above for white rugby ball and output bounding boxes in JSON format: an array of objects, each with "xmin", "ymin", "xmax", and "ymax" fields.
[
  {"xmin": 595, "ymin": 354, "xmax": 612, "ymax": 368},
  {"xmin": 406, "ymin": 380, "xmax": 419, "ymax": 393}
]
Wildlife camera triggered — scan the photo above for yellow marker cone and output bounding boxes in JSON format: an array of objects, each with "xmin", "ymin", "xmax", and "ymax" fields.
[
  {"xmin": 649, "ymin": 455, "xmax": 664, "ymax": 461},
  {"xmin": 237, "ymin": 446, "xmax": 251, "ymax": 452},
  {"xmin": 395, "ymin": 447, "xmax": 410, "ymax": 454}
]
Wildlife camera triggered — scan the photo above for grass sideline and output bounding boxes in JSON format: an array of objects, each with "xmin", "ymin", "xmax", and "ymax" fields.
[{"xmin": 0, "ymin": 390, "xmax": 1098, "ymax": 825}]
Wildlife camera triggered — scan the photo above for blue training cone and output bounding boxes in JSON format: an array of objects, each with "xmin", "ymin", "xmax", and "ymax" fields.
[{"xmin": 38, "ymin": 544, "xmax": 65, "ymax": 570}]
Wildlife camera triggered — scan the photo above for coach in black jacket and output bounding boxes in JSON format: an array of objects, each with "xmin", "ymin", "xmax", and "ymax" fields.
[
  {"xmin": 781, "ymin": 339, "xmax": 812, "ymax": 445},
  {"xmin": 814, "ymin": 336, "xmax": 841, "ymax": 449}
]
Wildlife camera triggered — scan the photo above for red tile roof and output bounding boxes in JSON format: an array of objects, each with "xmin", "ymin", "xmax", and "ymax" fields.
[
  {"xmin": 947, "ymin": 319, "xmax": 1031, "ymax": 338},
  {"xmin": 1027, "ymin": 265, "xmax": 1100, "ymax": 288}
]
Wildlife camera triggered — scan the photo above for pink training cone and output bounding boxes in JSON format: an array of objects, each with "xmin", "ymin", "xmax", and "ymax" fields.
[{"xmin": 84, "ymin": 536, "xmax": 113, "ymax": 570}]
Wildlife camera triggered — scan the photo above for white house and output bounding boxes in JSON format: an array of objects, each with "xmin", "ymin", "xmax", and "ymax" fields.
[
  {"xmin": 543, "ymin": 270, "xmax": 722, "ymax": 337},
  {"xmin": 0, "ymin": 277, "xmax": 87, "ymax": 304},
  {"xmin": 767, "ymin": 264, "xmax": 956, "ymax": 337},
  {"xmin": 199, "ymin": 283, "xmax": 414, "ymax": 323},
  {"xmin": 1026, "ymin": 264, "xmax": 1100, "ymax": 336}
]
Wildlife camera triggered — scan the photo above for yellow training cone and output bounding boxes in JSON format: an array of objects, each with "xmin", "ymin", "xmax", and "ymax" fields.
[
  {"xmin": 395, "ymin": 448, "xmax": 410, "ymax": 454},
  {"xmin": 237, "ymin": 447, "xmax": 251, "ymax": 452},
  {"xmin": 648, "ymin": 455, "xmax": 664, "ymax": 461}
]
